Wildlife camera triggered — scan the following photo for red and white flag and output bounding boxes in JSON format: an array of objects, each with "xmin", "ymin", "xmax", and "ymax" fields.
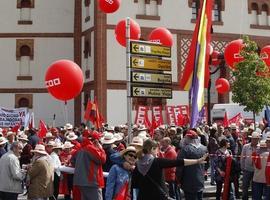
[
  {"xmin": 135, "ymin": 106, "xmax": 149, "ymax": 125},
  {"xmin": 38, "ymin": 120, "xmax": 48, "ymax": 139}
]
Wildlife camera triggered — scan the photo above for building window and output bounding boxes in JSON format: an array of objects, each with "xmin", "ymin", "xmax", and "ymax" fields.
[
  {"xmin": 261, "ymin": 4, "xmax": 269, "ymax": 26},
  {"xmin": 213, "ymin": 0, "xmax": 222, "ymax": 22},
  {"xmin": 17, "ymin": 0, "xmax": 34, "ymax": 25},
  {"xmin": 84, "ymin": 93, "xmax": 89, "ymax": 110},
  {"xmin": 15, "ymin": 94, "xmax": 33, "ymax": 108},
  {"xmin": 85, "ymin": 0, "xmax": 90, "ymax": 22},
  {"xmin": 16, "ymin": 39, "xmax": 34, "ymax": 80},
  {"xmin": 191, "ymin": 0, "xmax": 199, "ymax": 20},
  {"xmin": 251, "ymin": 3, "xmax": 259, "ymax": 25},
  {"xmin": 134, "ymin": 0, "xmax": 162, "ymax": 20},
  {"xmin": 84, "ymin": 36, "xmax": 91, "ymax": 79}
]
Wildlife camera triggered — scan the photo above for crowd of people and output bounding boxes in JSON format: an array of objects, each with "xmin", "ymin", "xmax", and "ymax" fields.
[{"xmin": 0, "ymin": 120, "xmax": 269, "ymax": 200}]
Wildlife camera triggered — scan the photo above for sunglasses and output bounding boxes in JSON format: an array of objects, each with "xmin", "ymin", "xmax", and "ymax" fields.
[{"xmin": 127, "ymin": 153, "xmax": 137, "ymax": 159}]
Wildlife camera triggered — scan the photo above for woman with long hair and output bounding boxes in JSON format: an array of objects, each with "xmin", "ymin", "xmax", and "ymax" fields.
[{"xmin": 132, "ymin": 139, "xmax": 207, "ymax": 200}]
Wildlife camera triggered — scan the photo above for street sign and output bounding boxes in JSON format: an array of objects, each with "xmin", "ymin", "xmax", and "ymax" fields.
[
  {"xmin": 131, "ymin": 86, "xmax": 172, "ymax": 98},
  {"xmin": 131, "ymin": 56, "xmax": 171, "ymax": 71},
  {"xmin": 130, "ymin": 41, "xmax": 171, "ymax": 57},
  {"xmin": 131, "ymin": 72, "xmax": 172, "ymax": 84}
]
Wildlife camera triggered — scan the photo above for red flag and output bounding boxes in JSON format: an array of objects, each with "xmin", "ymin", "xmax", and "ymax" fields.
[
  {"xmin": 228, "ymin": 113, "xmax": 242, "ymax": 126},
  {"xmin": 11, "ymin": 122, "xmax": 21, "ymax": 133},
  {"xmin": 150, "ymin": 114, "xmax": 161, "ymax": 137},
  {"xmin": 84, "ymin": 98, "xmax": 104, "ymax": 129},
  {"xmin": 265, "ymin": 154, "xmax": 270, "ymax": 185},
  {"xmin": 222, "ymin": 156, "xmax": 232, "ymax": 200},
  {"xmin": 38, "ymin": 120, "xmax": 48, "ymax": 139},
  {"xmin": 223, "ymin": 112, "xmax": 229, "ymax": 127}
]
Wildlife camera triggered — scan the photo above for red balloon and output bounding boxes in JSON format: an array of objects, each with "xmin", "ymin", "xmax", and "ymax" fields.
[
  {"xmin": 215, "ymin": 78, "xmax": 230, "ymax": 94},
  {"xmin": 115, "ymin": 18, "xmax": 141, "ymax": 47},
  {"xmin": 224, "ymin": 39, "xmax": 244, "ymax": 69},
  {"xmin": 45, "ymin": 60, "xmax": 84, "ymax": 101},
  {"xmin": 98, "ymin": 0, "xmax": 121, "ymax": 13},
  {"xmin": 211, "ymin": 50, "xmax": 221, "ymax": 66},
  {"xmin": 260, "ymin": 45, "xmax": 270, "ymax": 66},
  {"xmin": 148, "ymin": 27, "xmax": 173, "ymax": 47}
]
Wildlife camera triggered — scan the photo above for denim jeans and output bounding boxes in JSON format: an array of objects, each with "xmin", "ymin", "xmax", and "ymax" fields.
[
  {"xmin": 252, "ymin": 182, "xmax": 270, "ymax": 200},
  {"xmin": 242, "ymin": 170, "xmax": 254, "ymax": 200},
  {"xmin": 167, "ymin": 181, "xmax": 181, "ymax": 200}
]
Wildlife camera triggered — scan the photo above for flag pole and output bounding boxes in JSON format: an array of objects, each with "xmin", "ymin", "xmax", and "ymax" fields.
[{"xmin": 126, "ymin": 17, "xmax": 132, "ymax": 144}]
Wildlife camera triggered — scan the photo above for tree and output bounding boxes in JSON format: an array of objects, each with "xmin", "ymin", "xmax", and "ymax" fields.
[{"xmin": 231, "ymin": 36, "xmax": 270, "ymax": 123}]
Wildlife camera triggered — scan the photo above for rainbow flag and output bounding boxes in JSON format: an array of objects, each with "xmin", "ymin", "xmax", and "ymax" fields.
[{"xmin": 180, "ymin": 0, "xmax": 213, "ymax": 128}]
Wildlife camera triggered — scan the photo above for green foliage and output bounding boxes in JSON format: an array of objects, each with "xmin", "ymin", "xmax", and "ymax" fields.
[{"xmin": 231, "ymin": 36, "xmax": 270, "ymax": 114}]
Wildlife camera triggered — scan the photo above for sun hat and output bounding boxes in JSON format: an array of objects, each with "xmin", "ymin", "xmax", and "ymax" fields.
[
  {"xmin": 257, "ymin": 140, "xmax": 267, "ymax": 148},
  {"xmin": 45, "ymin": 132, "xmax": 55, "ymax": 139},
  {"xmin": 64, "ymin": 123, "xmax": 73, "ymax": 130},
  {"xmin": 18, "ymin": 134, "xmax": 29, "ymax": 142},
  {"xmin": 100, "ymin": 132, "xmax": 116, "ymax": 144},
  {"xmin": 249, "ymin": 131, "xmax": 261, "ymax": 139},
  {"xmin": 31, "ymin": 144, "xmax": 48, "ymax": 155},
  {"xmin": 120, "ymin": 146, "xmax": 137, "ymax": 157},
  {"xmin": 138, "ymin": 125, "xmax": 147, "ymax": 131},
  {"xmin": 62, "ymin": 141, "xmax": 74, "ymax": 149},
  {"xmin": 52, "ymin": 142, "xmax": 63, "ymax": 150},
  {"xmin": 266, "ymin": 132, "xmax": 270, "ymax": 141},
  {"xmin": 130, "ymin": 136, "xmax": 143, "ymax": 147},
  {"xmin": 114, "ymin": 133, "xmax": 123, "ymax": 142},
  {"xmin": 0, "ymin": 137, "xmax": 7, "ymax": 145},
  {"xmin": 46, "ymin": 141, "xmax": 55, "ymax": 147},
  {"xmin": 66, "ymin": 132, "xmax": 78, "ymax": 141},
  {"xmin": 230, "ymin": 123, "xmax": 237, "ymax": 130}
]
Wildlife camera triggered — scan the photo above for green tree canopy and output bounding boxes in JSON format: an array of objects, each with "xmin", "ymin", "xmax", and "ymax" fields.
[{"xmin": 231, "ymin": 36, "xmax": 270, "ymax": 114}]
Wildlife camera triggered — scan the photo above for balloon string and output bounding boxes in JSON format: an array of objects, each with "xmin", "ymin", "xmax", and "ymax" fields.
[{"xmin": 64, "ymin": 101, "xmax": 68, "ymax": 123}]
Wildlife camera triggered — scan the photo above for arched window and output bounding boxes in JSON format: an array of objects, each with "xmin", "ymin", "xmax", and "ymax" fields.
[
  {"xmin": 17, "ymin": 0, "xmax": 34, "ymax": 24},
  {"xmin": 84, "ymin": 38, "xmax": 91, "ymax": 79},
  {"xmin": 21, "ymin": 0, "xmax": 31, "ymax": 8},
  {"xmin": 18, "ymin": 98, "xmax": 30, "ymax": 108},
  {"xmin": 261, "ymin": 4, "xmax": 269, "ymax": 26},
  {"xmin": 251, "ymin": 3, "xmax": 259, "ymax": 25},
  {"xmin": 20, "ymin": 45, "xmax": 31, "ymax": 57},
  {"xmin": 134, "ymin": 0, "xmax": 161, "ymax": 20},
  {"xmin": 213, "ymin": 0, "xmax": 222, "ymax": 21},
  {"xmin": 16, "ymin": 39, "xmax": 33, "ymax": 80}
]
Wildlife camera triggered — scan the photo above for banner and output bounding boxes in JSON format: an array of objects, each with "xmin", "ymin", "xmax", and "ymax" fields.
[
  {"xmin": 166, "ymin": 105, "xmax": 190, "ymax": 125},
  {"xmin": 0, "ymin": 107, "xmax": 28, "ymax": 128},
  {"xmin": 152, "ymin": 106, "xmax": 163, "ymax": 125},
  {"xmin": 135, "ymin": 106, "xmax": 149, "ymax": 125}
]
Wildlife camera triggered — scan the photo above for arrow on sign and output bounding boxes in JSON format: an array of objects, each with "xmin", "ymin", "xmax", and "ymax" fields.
[
  {"xmin": 133, "ymin": 73, "xmax": 139, "ymax": 81},
  {"xmin": 133, "ymin": 44, "xmax": 139, "ymax": 52},
  {"xmin": 134, "ymin": 88, "xmax": 139, "ymax": 95},
  {"xmin": 132, "ymin": 59, "xmax": 138, "ymax": 66}
]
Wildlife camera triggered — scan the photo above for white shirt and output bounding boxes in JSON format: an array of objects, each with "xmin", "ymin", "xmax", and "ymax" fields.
[{"xmin": 50, "ymin": 152, "xmax": 62, "ymax": 176}]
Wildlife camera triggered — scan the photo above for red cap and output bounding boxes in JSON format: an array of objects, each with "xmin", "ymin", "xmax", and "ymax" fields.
[{"xmin": 186, "ymin": 130, "xmax": 198, "ymax": 139}]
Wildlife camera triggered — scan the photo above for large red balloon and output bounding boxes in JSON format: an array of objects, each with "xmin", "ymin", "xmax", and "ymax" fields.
[
  {"xmin": 215, "ymin": 78, "xmax": 230, "ymax": 94},
  {"xmin": 148, "ymin": 27, "xmax": 173, "ymax": 47},
  {"xmin": 45, "ymin": 60, "xmax": 84, "ymax": 101},
  {"xmin": 260, "ymin": 45, "xmax": 270, "ymax": 66},
  {"xmin": 115, "ymin": 18, "xmax": 141, "ymax": 47},
  {"xmin": 211, "ymin": 50, "xmax": 221, "ymax": 66},
  {"xmin": 98, "ymin": 0, "xmax": 121, "ymax": 13},
  {"xmin": 224, "ymin": 39, "xmax": 244, "ymax": 69}
]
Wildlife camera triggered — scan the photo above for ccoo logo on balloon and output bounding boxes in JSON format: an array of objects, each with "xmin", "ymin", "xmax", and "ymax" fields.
[{"xmin": 45, "ymin": 78, "xmax": 61, "ymax": 88}]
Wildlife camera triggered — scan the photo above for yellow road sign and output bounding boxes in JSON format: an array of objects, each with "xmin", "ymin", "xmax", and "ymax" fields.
[
  {"xmin": 130, "ymin": 41, "xmax": 171, "ymax": 57},
  {"xmin": 131, "ymin": 86, "xmax": 172, "ymax": 98},
  {"xmin": 131, "ymin": 56, "xmax": 171, "ymax": 71},
  {"xmin": 131, "ymin": 72, "xmax": 172, "ymax": 84}
]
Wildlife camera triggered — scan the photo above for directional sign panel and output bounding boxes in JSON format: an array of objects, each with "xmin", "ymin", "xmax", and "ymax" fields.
[
  {"xmin": 130, "ymin": 41, "xmax": 171, "ymax": 57},
  {"xmin": 131, "ymin": 86, "xmax": 172, "ymax": 98},
  {"xmin": 131, "ymin": 72, "xmax": 172, "ymax": 84},
  {"xmin": 131, "ymin": 56, "xmax": 171, "ymax": 71}
]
